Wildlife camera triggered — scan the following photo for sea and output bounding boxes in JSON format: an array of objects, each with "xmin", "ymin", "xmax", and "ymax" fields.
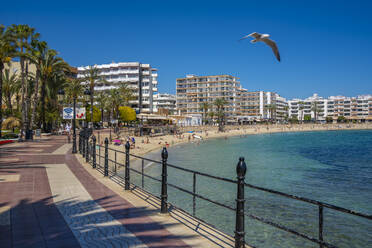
[{"xmin": 130, "ymin": 130, "xmax": 372, "ymax": 248}]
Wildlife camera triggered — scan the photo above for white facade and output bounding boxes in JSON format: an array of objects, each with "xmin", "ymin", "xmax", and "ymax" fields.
[
  {"xmin": 288, "ymin": 93, "xmax": 372, "ymax": 122},
  {"xmin": 77, "ymin": 62, "xmax": 158, "ymax": 113},
  {"xmin": 153, "ymin": 93, "xmax": 176, "ymax": 114}
]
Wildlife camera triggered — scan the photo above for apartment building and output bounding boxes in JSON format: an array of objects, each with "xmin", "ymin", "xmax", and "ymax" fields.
[
  {"xmin": 239, "ymin": 90, "xmax": 288, "ymax": 121},
  {"xmin": 77, "ymin": 62, "xmax": 158, "ymax": 113},
  {"xmin": 153, "ymin": 93, "xmax": 177, "ymax": 115},
  {"xmin": 288, "ymin": 93, "xmax": 372, "ymax": 122},
  {"xmin": 176, "ymin": 74, "xmax": 241, "ymax": 121}
]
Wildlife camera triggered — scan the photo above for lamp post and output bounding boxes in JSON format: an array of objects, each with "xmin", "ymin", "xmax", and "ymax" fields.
[
  {"xmin": 84, "ymin": 88, "xmax": 93, "ymax": 129},
  {"xmin": 58, "ymin": 89, "xmax": 77, "ymax": 153}
]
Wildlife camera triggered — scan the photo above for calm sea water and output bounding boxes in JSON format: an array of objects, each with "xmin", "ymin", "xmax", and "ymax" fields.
[{"xmin": 131, "ymin": 130, "xmax": 372, "ymax": 248}]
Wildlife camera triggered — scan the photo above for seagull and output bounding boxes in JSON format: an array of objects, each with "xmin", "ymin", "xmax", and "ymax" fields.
[{"xmin": 240, "ymin": 32, "xmax": 281, "ymax": 62}]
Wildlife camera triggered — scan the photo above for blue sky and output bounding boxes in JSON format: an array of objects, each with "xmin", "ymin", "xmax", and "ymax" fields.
[{"xmin": 2, "ymin": 0, "xmax": 372, "ymax": 99}]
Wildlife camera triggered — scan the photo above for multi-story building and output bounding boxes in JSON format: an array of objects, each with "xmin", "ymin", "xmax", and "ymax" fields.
[
  {"xmin": 153, "ymin": 93, "xmax": 177, "ymax": 115},
  {"xmin": 77, "ymin": 62, "xmax": 158, "ymax": 113},
  {"xmin": 239, "ymin": 90, "xmax": 288, "ymax": 121},
  {"xmin": 176, "ymin": 74, "xmax": 241, "ymax": 122},
  {"xmin": 288, "ymin": 93, "xmax": 372, "ymax": 122}
]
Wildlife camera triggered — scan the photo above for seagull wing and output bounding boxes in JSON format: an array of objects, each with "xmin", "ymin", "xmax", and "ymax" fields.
[
  {"xmin": 248, "ymin": 32, "xmax": 261, "ymax": 38},
  {"xmin": 238, "ymin": 34, "xmax": 251, "ymax": 41},
  {"xmin": 262, "ymin": 38, "xmax": 281, "ymax": 62}
]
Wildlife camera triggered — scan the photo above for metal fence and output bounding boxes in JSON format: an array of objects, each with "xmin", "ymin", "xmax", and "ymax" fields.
[{"xmin": 78, "ymin": 132, "xmax": 372, "ymax": 248}]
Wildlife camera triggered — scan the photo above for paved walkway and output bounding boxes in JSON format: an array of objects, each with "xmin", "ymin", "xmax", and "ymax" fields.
[{"xmin": 0, "ymin": 136, "xmax": 231, "ymax": 248}]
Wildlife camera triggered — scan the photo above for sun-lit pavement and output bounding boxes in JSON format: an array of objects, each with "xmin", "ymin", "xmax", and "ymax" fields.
[{"xmin": 0, "ymin": 136, "xmax": 199, "ymax": 248}]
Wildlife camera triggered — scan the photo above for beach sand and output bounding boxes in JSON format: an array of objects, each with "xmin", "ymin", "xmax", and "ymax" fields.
[{"xmin": 91, "ymin": 123, "xmax": 372, "ymax": 170}]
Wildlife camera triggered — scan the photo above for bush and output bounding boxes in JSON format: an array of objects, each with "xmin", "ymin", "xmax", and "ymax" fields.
[
  {"xmin": 118, "ymin": 106, "xmax": 136, "ymax": 123},
  {"xmin": 86, "ymin": 106, "xmax": 101, "ymax": 123}
]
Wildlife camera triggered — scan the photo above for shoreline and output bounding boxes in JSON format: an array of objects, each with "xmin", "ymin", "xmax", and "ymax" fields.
[{"xmin": 95, "ymin": 123, "xmax": 372, "ymax": 170}]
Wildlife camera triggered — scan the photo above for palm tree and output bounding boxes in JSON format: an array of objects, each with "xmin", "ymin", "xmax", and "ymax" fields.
[
  {"xmin": 81, "ymin": 66, "xmax": 106, "ymax": 127},
  {"xmin": 95, "ymin": 91, "xmax": 108, "ymax": 126},
  {"xmin": 37, "ymin": 48, "xmax": 68, "ymax": 131},
  {"xmin": 9, "ymin": 24, "xmax": 40, "ymax": 136},
  {"xmin": 200, "ymin": 102, "xmax": 210, "ymax": 125},
  {"xmin": 298, "ymin": 101, "xmax": 305, "ymax": 123},
  {"xmin": 118, "ymin": 84, "xmax": 134, "ymax": 106},
  {"xmin": 265, "ymin": 103, "xmax": 277, "ymax": 122},
  {"xmin": 2, "ymin": 68, "xmax": 20, "ymax": 115},
  {"xmin": 108, "ymin": 88, "xmax": 125, "ymax": 120},
  {"xmin": 0, "ymin": 25, "xmax": 15, "ymax": 138},
  {"xmin": 214, "ymin": 98, "xmax": 228, "ymax": 132},
  {"xmin": 311, "ymin": 101, "xmax": 321, "ymax": 123}
]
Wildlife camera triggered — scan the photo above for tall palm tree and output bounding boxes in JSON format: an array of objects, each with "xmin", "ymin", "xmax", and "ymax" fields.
[
  {"xmin": 108, "ymin": 88, "xmax": 124, "ymax": 120},
  {"xmin": 81, "ymin": 66, "xmax": 106, "ymax": 127},
  {"xmin": 214, "ymin": 98, "xmax": 227, "ymax": 132},
  {"xmin": 9, "ymin": 24, "xmax": 40, "ymax": 136},
  {"xmin": 119, "ymin": 84, "xmax": 134, "ymax": 106},
  {"xmin": 2, "ymin": 68, "xmax": 20, "ymax": 114},
  {"xmin": 37, "ymin": 49, "xmax": 68, "ymax": 131},
  {"xmin": 298, "ymin": 101, "xmax": 305, "ymax": 123},
  {"xmin": 0, "ymin": 25, "xmax": 15, "ymax": 138},
  {"xmin": 95, "ymin": 91, "xmax": 107, "ymax": 126},
  {"xmin": 311, "ymin": 101, "xmax": 321, "ymax": 123},
  {"xmin": 200, "ymin": 102, "xmax": 210, "ymax": 125},
  {"xmin": 265, "ymin": 103, "xmax": 277, "ymax": 122}
]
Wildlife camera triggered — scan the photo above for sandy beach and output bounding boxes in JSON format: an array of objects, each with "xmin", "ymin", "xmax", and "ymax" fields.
[{"xmin": 91, "ymin": 123, "xmax": 372, "ymax": 169}]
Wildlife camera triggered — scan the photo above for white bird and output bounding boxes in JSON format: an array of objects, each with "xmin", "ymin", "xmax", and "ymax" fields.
[{"xmin": 240, "ymin": 32, "xmax": 281, "ymax": 62}]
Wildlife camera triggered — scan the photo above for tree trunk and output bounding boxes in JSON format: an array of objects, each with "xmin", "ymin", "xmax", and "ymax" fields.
[
  {"xmin": 41, "ymin": 79, "xmax": 47, "ymax": 132},
  {"xmin": 20, "ymin": 56, "xmax": 26, "ymax": 138},
  {"xmin": 24, "ymin": 62, "xmax": 31, "ymax": 134},
  {"xmin": 30, "ymin": 69, "xmax": 40, "ymax": 129},
  {"xmin": 0, "ymin": 62, "xmax": 4, "ymax": 138}
]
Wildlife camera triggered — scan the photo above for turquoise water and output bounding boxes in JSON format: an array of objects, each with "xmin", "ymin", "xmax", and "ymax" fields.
[{"xmin": 132, "ymin": 130, "xmax": 372, "ymax": 247}]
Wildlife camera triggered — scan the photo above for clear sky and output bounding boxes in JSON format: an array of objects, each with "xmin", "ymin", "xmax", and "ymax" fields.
[{"xmin": 2, "ymin": 0, "xmax": 372, "ymax": 99}]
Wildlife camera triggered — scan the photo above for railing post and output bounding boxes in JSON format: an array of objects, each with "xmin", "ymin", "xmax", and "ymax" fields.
[
  {"xmin": 319, "ymin": 205, "xmax": 324, "ymax": 248},
  {"xmin": 85, "ymin": 130, "xmax": 89, "ymax": 160},
  {"xmin": 161, "ymin": 147, "xmax": 168, "ymax": 214},
  {"xmin": 125, "ymin": 141, "xmax": 130, "ymax": 190},
  {"xmin": 82, "ymin": 131, "xmax": 86, "ymax": 158},
  {"xmin": 104, "ymin": 138, "xmax": 108, "ymax": 177},
  {"xmin": 92, "ymin": 136, "xmax": 96, "ymax": 169},
  {"xmin": 78, "ymin": 132, "xmax": 82, "ymax": 154},
  {"xmin": 235, "ymin": 157, "xmax": 246, "ymax": 248},
  {"xmin": 85, "ymin": 136, "xmax": 89, "ymax": 163}
]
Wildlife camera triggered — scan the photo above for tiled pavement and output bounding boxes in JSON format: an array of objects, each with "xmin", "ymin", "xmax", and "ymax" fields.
[{"xmin": 0, "ymin": 137, "xmax": 196, "ymax": 248}]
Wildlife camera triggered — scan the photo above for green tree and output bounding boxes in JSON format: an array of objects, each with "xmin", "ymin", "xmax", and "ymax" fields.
[
  {"xmin": 118, "ymin": 106, "xmax": 136, "ymax": 123},
  {"xmin": 2, "ymin": 68, "xmax": 19, "ymax": 115},
  {"xmin": 200, "ymin": 102, "xmax": 210, "ymax": 125},
  {"xmin": 304, "ymin": 115, "xmax": 311, "ymax": 122},
  {"xmin": 265, "ymin": 103, "xmax": 277, "ymax": 122},
  {"xmin": 337, "ymin": 116, "xmax": 346, "ymax": 123},
  {"xmin": 86, "ymin": 105, "xmax": 101, "ymax": 123},
  {"xmin": 326, "ymin": 116, "xmax": 333, "ymax": 123},
  {"xmin": 311, "ymin": 101, "xmax": 322, "ymax": 123},
  {"xmin": 0, "ymin": 25, "xmax": 16, "ymax": 137},
  {"xmin": 95, "ymin": 91, "xmax": 108, "ymax": 125},
  {"xmin": 9, "ymin": 24, "xmax": 40, "ymax": 135},
  {"xmin": 289, "ymin": 115, "xmax": 298, "ymax": 124},
  {"xmin": 81, "ymin": 66, "xmax": 106, "ymax": 125},
  {"xmin": 298, "ymin": 101, "xmax": 305, "ymax": 123},
  {"xmin": 119, "ymin": 84, "xmax": 134, "ymax": 106},
  {"xmin": 214, "ymin": 98, "xmax": 228, "ymax": 132}
]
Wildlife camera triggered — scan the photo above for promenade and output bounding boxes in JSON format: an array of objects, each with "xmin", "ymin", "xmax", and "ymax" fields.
[{"xmin": 0, "ymin": 136, "xmax": 226, "ymax": 248}]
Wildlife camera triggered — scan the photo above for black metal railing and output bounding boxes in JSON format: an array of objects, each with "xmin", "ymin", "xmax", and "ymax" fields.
[{"xmin": 80, "ymin": 133, "xmax": 372, "ymax": 248}]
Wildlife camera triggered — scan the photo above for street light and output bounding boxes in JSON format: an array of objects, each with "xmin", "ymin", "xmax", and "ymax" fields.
[{"xmin": 58, "ymin": 88, "xmax": 77, "ymax": 153}]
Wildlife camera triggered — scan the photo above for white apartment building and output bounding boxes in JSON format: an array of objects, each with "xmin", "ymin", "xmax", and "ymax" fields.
[
  {"xmin": 176, "ymin": 74, "xmax": 241, "ymax": 122},
  {"xmin": 239, "ymin": 90, "xmax": 288, "ymax": 122},
  {"xmin": 288, "ymin": 93, "xmax": 372, "ymax": 122},
  {"xmin": 77, "ymin": 62, "xmax": 158, "ymax": 113},
  {"xmin": 153, "ymin": 93, "xmax": 177, "ymax": 115}
]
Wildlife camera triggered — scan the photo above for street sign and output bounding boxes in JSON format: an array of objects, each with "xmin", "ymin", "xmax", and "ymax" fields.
[{"xmin": 63, "ymin": 107, "xmax": 86, "ymax": 120}]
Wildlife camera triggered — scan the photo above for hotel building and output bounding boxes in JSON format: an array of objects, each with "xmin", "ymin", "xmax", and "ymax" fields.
[
  {"xmin": 153, "ymin": 93, "xmax": 177, "ymax": 115},
  {"xmin": 239, "ymin": 90, "xmax": 288, "ymax": 122},
  {"xmin": 288, "ymin": 93, "xmax": 372, "ymax": 122},
  {"xmin": 176, "ymin": 74, "xmax": 241, "ymax": 122},
  {"xmin": 77, "ymin": 62, "xmax": 158, "ymax": 113}
]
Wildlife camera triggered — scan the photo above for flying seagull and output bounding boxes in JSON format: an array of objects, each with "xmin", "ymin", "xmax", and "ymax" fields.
[{"xmin": 240, "ymin": 32, "xmax": 281, "ymax": 62}]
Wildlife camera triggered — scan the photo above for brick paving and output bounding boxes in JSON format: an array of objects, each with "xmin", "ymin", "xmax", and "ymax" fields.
[{"xmin": 0, "ymin": 136, "xmax": 191, "ymax": 248}]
